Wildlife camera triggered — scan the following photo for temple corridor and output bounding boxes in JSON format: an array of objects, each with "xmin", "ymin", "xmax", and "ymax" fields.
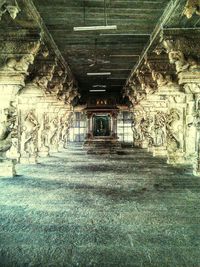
[
  {"xmin": 1, "ymin": 0, "xmax": 200, "ymax": 266},
  {"xmin": 0, "ymin": 144, "xmax": 200, "ymax": 267}
]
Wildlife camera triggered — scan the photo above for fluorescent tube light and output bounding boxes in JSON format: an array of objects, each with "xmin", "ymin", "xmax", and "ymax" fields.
[
  {"xmin": 110, "ymin": 55, "xmax": 140, "ymax": 57},
  {"xmin": 100, "ymin": 33, "xmax": 150, "ymax": 36},
  {"xmin": 87, "ymin": 72, "xmax": 111, "ymax": 76},
  {"xmin": 92, "ymin": 85, "xmax": 107, "ymax": 88},
  {"xmin": 100, "ymin": 69, "xmax": 131, "ymax": 71},
  {"xmin": 73, "ymin": 25, "xmax": 117, "ymax": 31},
  {"xmin": 107, "ymin": 78, "xmax": 126, "ymax": 80},
  {"xmin": 89, "ymin": 89, "xmax": 106, "ymax": 92}
]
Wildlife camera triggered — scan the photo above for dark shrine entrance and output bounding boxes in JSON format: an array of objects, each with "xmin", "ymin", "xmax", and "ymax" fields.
[
  {"xmin": 93, "ymin": 114, "xmax": 110, "ymax": 137},
  {"xmin": 84, "ymin": 97, "xmax": 121, "ymax": 154}
]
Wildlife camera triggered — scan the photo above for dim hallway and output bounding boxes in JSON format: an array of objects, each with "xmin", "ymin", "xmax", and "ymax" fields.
[{"xmin": 0, "ymin": 144, "xmax": 200, "ymax": 267}]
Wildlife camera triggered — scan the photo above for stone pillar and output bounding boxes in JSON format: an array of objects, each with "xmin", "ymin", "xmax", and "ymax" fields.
[
  {"xmin": 194, "ymin": 110, "xmax": 200, "ymax": 176},
  {"xmin": 0, "ymin": 50, "xmax": 39, "ymax": 174},
  {"xmin": 37, "ymin": 104, "xmax": 50, "ymax": 157},
  {"xmin": 0, "ymin": 78, "xmax": 22, "ymax": 176},
  {"xmin": 59, "ymin": 108, "xmax": 72, "ymax": 150},
  {"xmin": 166, "ymin": 92, "xmax": 186, "ymax": 165},
  {"xmin": 153, "ymin": 109, "xmax": 167, "ymax": 157},
  {"xmin": 161, "ymin": 37, "xmax": 200, "ymax": 170},
  {"xmin": 47, "ymin": 105, "xmax": 59, "ymax": 154},
  {"xmin": 111, "ymin": 111, "xmax": 118, "ymax": 139},
  {"xmin": 180, "ymin": 84, "xmax": 200, "ymax": 176},
  {"xmin": 86, "ymin": 112, "xmax": 93, "ymax": 139}
]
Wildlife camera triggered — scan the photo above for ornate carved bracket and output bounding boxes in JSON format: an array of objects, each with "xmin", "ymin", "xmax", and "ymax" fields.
[
  {"xmin": 0, "ymin": 0, "xmax": 20, "ymax": 21},
  {"xmin": 183, "ymin": 0, "xmax": 200, "ymax": 19}
]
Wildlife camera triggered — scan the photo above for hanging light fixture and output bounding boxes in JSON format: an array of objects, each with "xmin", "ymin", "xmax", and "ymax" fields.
[{"xmin": 73, "ymin": 0, "xmax": 117, "ymax": 31}]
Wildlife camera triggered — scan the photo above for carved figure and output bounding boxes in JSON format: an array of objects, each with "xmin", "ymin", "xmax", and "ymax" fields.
[
  {"xmin": 123, "ymin": 86, "xmax": 137, "ymax": 105},
  {"xmin": 187, "ymin": 57, "xmax": 200, "ymax": 70},
  {"xmin": 48, "ymin": 117, "xmax": 58, "ymax": 146},
  {"xmin": 183, "ymin": 0, "xmax": 200, "ymax": 18},
  {"xmin": 33, "ymin": 76, "xmax": 49, "ymax": 90},
  {"xmin": 140, "ymin": 117, "xmax": 154, "ymax": 146},
  {"xmin": 154, "ymin": 112, "xmax": 166, "ymax": 146},
  {"xmin": 65, "ymin": 88, "xmax": 81, "ymax": 104},
  {"xmin": 1, "ymin": 55, "xmax": 34, "ymax": 74},
  {"xmin": 131, "ymin": 120, "xmax": 140, "ymax": 143},
  {"xmin": 0, "ymin": 103, "xmax": 16, "ymax": 158},
  {"xmin": 131, "ymin": 108, "xmax": 146, "ymax": 146},
  {"xmin": 21, "ymin": 111, "xmax": 39, "ymax": 157},
  {"xmin": 168, "ymin": 50, "xmax": 189, "ymax": 73},
  {"xmin": 195, "ymin": 99, "xmax": 200, "ymax": 130},
  {"xmin": 152, "ymin": 70, "xmax": 167, "ymax": 87},
  {"xmin": 39, "ymin": 114, "xmax": 50, "ymax": 151},
  {"xmin": 0, "ymin": 0, "xmax": 20, "ymax": 20},
  {"xmin": 166, "ymin": 108, "xmax": 183, "ymax": 152},
  {"xmin": 60, "ymin": 113, "xmax": 70, "ymax": 142}
]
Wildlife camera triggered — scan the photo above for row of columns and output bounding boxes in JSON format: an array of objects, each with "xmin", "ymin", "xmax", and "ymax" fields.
[
  {"xmin": 0, "ymin": 17, "xmax": 78, "ymax": 177},
  {"xmin": 124, "ymin": 35, "xmax": 200, "ymax": 176}
]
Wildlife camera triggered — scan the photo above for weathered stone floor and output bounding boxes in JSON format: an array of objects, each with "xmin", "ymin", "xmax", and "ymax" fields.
[{"xmin": 0, "ymin": 144, "xmax": 200, "ymax": 267}]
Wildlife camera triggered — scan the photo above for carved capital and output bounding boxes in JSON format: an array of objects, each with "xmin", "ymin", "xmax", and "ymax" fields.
[
  {"xmin": 183, "ymin": 0, "xmax": 200, "ymax": 19},
  {"xmin": 0, "ymin": 0, "xmax": 20, "ymax": 21}
]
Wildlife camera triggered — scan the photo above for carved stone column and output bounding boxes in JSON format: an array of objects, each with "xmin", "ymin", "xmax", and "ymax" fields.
[
  {"xmin": 18, "ymin": 85, "xmax": 41, "ymax": 164},
  {"xmin": 131, "ymin": 104, "xmax": 147, "ymax": 148},
  {"xmin": 162, "ymin": 38, "xmax": 200, "ymax": 170},
  {"xmin": 0, "ymin": 45, "xmax": 40, "ymax": 175},
  {"xmin": 58, "ymin": 108, "xmax": 72, "ymax": 150},
  {"xmin": 194, "ymin": 99, "xmax": 200, "ymax": 176}
]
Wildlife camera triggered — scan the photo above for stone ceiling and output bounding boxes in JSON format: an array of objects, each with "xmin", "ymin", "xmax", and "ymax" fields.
[
  {"xmin": 31, "ymin": 0, "xmax": 173, "ymax": 101},
  {"xmin": 3, "ymin": 0, "xmax": 200, "ymax": 103}
]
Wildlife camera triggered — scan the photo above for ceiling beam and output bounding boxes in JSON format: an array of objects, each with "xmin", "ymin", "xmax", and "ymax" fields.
[
  {"xmin": 125, "ymin": 0, "xmax": 185, "ymax": 86},
  {"xmin": 24, "ymin": 0, "xmax": 74, "ymax": 79}
]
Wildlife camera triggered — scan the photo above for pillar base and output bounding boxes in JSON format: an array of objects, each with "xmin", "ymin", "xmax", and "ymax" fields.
[
  {"xmin": 153, "ymin": 146, "xmax": 167, "ymax": 157},
  {"xmin": 133, "ymin": 141, "xmax": 142, "ymax": 148},
  {"xmin": 193, "ymin": 161, "xmax": 200, "ymax": 176},
  {"xmin": 147, "ymin": 147, "xmax": 154, "ymax": 153},
  {"xmin": 167, "ymin": 151, "xmax": 185, "ymax": 165},
  {"xmin": 58, "ymin": 142, "xmax": 66, "ymax": 152},
  {"xmin": 141, "ymin": 141, "xmax": 149, "ymax": 149},
  {"xmin": 49, "ymin": 145, "xmax": 59, "ymax": 153},
  {"xmin": 38, "ymin": 147, "xmax": 49, "ymax": 157},
  {"xmin": 20, "ymin": 157, "xmax": 37, "ymax": 164},
  {"xmin": 0, "ymin": 159, "xmax": 16, "ymax": 177},
  {"xmin": 38, "ymin": 151, "xmax": 49, "ymax": 157},
  {"xmin": 193, "ymin": 169, "xmax": 200, "ymax": 176}
]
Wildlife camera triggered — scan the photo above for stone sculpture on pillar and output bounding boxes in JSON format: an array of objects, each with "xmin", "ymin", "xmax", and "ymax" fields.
[
  {"xmin": 0, "ymin": 0, "xmax": 20, "ymax": 20},
  {"xmin": 154, "ymin": 111, "xmax": 166, "ymax": 147},
  {"xmin": 0, "ymin": 102, "xmax": 17, "ymax": 176},
  {"xmin": 194, "ymin": 99, "xmax": 200, "ymax": 175},
  {"xmin": 38, "ymin": 113, "xmax": 50, "ymax": 157},
  {"xmin": 183, "ymin": 0, "xmax": 200, "ymax": 19},
  {"xmin": 60, "ymin": 113, "xmax": 72, "ymax": 149},
  {"xmin": 48, "ymin": 117, "xmax": 59, "ymax": 153},
  {"xmin": 20, "ymin": 111, "xmax": 40, "ymax": 164},
  {"xmin": 166, "ymin": 108, "xmax": 184, "ymax": 164},
  {"xmin": 140, "ymin": 117, "xmax": 154, "ymax": 148},
  {"xmin": 2, "ymin": 55, "xmax": 35, "ymax": 75}
]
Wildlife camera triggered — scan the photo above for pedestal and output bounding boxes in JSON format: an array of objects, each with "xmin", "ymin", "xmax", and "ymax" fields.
[
  {"xmin": 0, "ymin": 159, "xmax": 16, "ymax": 177},
  {"xmin": 153, "ymin": 146, "xmax": 167, "ymax": 157},
  {"xmin": 193, "ymin": 162, "xmax": 200, "ymax": 176},
  {"xmin": 133, "ymin": 140, "xmax": 142, "ymax": 148},
  {"xmin": 20, "ymin": 157, "xmax": 37, "ymax": 164},
  {"xmin": 167, "ymin": 150, "xmax": 185, "ymax": 165},
  {"xmin": 49, "ymin": 145, "xmax": 59, "ymax": 153},
  {"xmin": 147, "ymin": 147, "xmax": 154, "ymax": 153},
  {"xmin": 38, "ymin": 150, "xmax": 49, "ymax": 157}
]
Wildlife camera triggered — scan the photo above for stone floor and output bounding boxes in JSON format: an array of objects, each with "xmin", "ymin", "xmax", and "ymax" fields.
[{"xmin": 0, "ymin": 144, "xmax": 200, "ymax": 267}]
